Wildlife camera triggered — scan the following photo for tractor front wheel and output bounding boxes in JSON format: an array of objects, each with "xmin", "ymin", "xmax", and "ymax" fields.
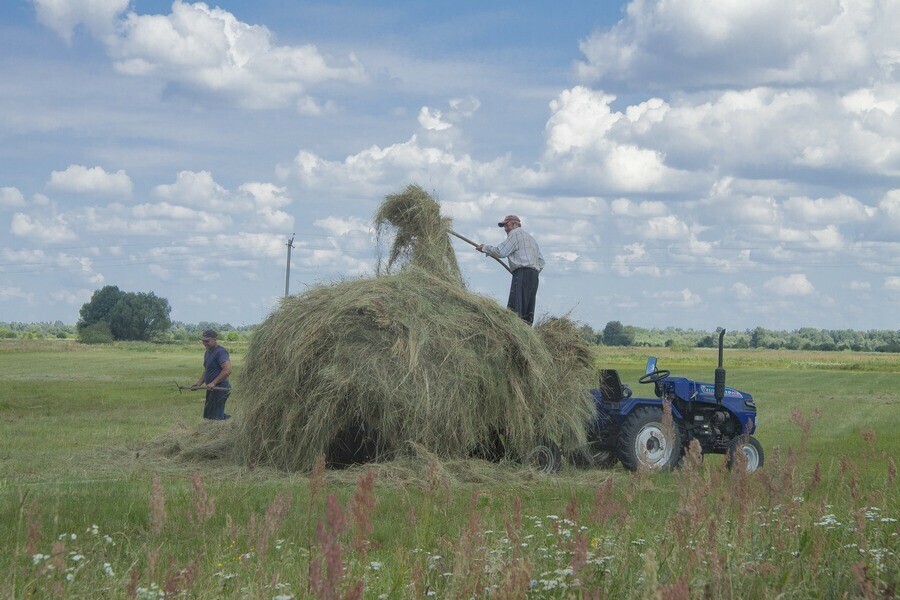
[
  {"xmin": 618, "ymin": 406, "xmax": 682, "ymax": 472},
  {"xmin": 726, "ymin": 435, "xmax": 764, "ymax": 473}
]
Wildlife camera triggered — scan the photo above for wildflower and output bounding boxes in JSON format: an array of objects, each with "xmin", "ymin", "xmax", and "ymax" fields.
[
  {"xmin": 70, "ymin": 534, "xmax": 77, "ymax": 541},
  {"xmin": 135, "ymin": 584, "xmax": 165, "ymax": 600},
  {"xmin": 103, "ymin": 535, "xmax": 114, "ymax": 544},
  {"xmin": 32, "ymin": 553, "xmax": 48, "ymax": 565},
  {"xmin": 815, "ymin": 514, "xmax": 841, "ymax": 528},
  {"xmin": 103, "ymin": 563, "xmax": 115, "ymax": 577},
  {"xmin": 369, "ymin": 561, "xmax": 383, "ymax": 571},
  {"xmin": 273, "ymin": 595, "xmax": 293, "ymax": 600},
  {"xmin": 66, "ymin": 573, "xmax": 74, "ymax": 582},
  {"xmin": 69, "ymin": 553, "xmax": 85, "ymax": 562},
  {"xmin": 88, "ymin": 524, "xmax": 99, "ymax": 535}
]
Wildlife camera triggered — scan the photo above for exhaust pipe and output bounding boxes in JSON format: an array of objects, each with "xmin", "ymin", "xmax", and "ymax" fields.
[{"xmin": 714, "ymin": 327, "xmax": 726, "ymax": 403}]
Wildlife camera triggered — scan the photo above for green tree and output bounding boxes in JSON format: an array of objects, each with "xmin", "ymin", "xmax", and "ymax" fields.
[
  {"xmin": 78, "ymin": 285, "xmax": 123, "ymax": 332},
  {"xmin": 78, "ymin": 286, "xmax": 172, "ymax": 341},
  {"xmin": 749, "ymin": 327, "xmax": 766, "ymax": 348},
  {"xmin": 602, "ymin": 320, "xmax": 635, "ymax": 346}
]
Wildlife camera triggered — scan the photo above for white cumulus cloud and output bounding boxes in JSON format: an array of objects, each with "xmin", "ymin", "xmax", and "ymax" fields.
[
  {"xmin": 0, "ymin": 187, "xmax": 26, "ymax": 208},
  {"xmin": 314, "ymin": 216, "xmax": 372, "ymax": 237},
  {"xmin": 418, "ymin": 106, "xmax": 453, "ymax": 131},
  {"xmin": 0, "ymin": 286, "xmax": 35, "ymax": 302},
  {"xmin": 783, "ymin": 194, "xmax": 876, "ymax": 224},
  {"xmin": 764, "ymin": 273, "xmax": 815, "ymax": 296},
  {"xmin": 731, "ymin": 282, "xmax": 753, "ymax": 300},
  {"xmin": 154, "ymin": 170, "xmax": 229, "ymax": 208},
  {"xmin": 577, "ymin": 0, "xmax": 900, "ymax": 89},
  {"xmin": 10, "ymin": 212, "xmax": 78, "ymax": 243},
  {"xmin": 33, "ymin": 0, "xmax": 129, "ymax": 42},
  {"xmin": 542, "ymin": 86, "xmax": 695, "ymax": 193},
  {"xmin": 36, "ymin": 0, "xmax": 366, "ymax": 110},
  {"xmin": 47, "ymin": 164, "xmax": 133, "ymax": 197}
]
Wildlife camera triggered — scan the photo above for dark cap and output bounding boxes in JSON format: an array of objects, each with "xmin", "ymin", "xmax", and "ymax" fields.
[
  {"xmin": 200, "ymin": 329, "xmax": 218, "ymax": 340},
  {"xmin": 497, "ymin": 214, "xmax": 521, "ymax": 227}
]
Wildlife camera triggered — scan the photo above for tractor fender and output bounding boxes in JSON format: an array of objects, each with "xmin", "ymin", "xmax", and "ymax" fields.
[{"xmin": 618, "ymin": 397, "xmax": 685, "ymax": 423}]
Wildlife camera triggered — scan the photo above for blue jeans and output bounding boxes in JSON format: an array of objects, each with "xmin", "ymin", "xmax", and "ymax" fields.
[{"xmin": 203, "ymin": 383, "xmax": 231, "ymax": 420}]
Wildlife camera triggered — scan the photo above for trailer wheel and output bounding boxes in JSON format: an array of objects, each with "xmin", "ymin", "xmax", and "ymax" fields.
[
  {"xmin": 528, "ymin": 443, "xmax": 562, "ymax": 474},
  {"xmin": 618, "ymin": 406, "xmax": 682, "ymax": 472},
  {"xmin": 726, "ymin": 435, "xmax": 764, "ymax": 473}
]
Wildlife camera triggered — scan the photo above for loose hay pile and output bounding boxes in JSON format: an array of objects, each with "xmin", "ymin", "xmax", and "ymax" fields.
[
  {"xmin": 154, "ymin": 185, "xmax": 597, "ymax": 473},
  {"xmin": 235, "ymin": 184, "xmax": 597, "ymax": 472}
]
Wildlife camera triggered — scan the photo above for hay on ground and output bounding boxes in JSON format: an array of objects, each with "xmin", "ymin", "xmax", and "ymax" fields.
[{"xmin": 233, "ymin": 184, "xmax": 597, "ymax": 472}]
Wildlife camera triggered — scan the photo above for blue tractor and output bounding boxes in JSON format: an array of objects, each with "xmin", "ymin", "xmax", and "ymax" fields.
[{"xmin": 581, "ymin": 328, "xmax": 762, "ymax": 473}]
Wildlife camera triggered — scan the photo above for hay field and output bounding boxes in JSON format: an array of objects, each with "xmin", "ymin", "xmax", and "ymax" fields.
[{"xmin": 0, "ymin": 340, "xmax": 897, "ymax": 598}]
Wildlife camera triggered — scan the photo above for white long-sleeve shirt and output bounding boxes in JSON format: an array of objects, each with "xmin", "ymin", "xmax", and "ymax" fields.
[{"xmin": 482, "ymin": 227, "xmax": 545, "ymax": 272}]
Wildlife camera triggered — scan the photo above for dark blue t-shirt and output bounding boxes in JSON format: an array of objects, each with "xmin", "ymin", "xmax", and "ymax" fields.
[{"xmin": 203, "ymin": 345, "xmax": 230, "ymax": 386}]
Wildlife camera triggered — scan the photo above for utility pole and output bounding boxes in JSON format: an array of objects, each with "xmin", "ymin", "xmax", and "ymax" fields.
[{"xmin": 284, "ymin": 234, "xmax": 295, "ymax": 297}]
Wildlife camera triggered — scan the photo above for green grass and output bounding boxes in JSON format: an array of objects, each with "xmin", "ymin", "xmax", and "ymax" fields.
[{"xmin": 0, "ymin": 341, "xmax": 897, "ymax": 598}]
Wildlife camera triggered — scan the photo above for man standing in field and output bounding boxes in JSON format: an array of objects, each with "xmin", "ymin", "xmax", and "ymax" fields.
[
  {"xmin": 476, "ymin": 214, "xmax": 545, "ymax": 325},
  {"xmin": 191, "ymin": 329, "xmax": 232, "ymax": 420}
]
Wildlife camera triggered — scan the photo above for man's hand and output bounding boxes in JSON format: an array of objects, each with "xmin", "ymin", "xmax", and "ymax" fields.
[{"xmin": 475, "ymin": 243, "xmax": 484, "ymax": 253}]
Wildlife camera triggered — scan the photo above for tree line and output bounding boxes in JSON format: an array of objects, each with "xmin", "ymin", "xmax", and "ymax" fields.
[
  {"xmin": 1, "ymin": 286, "xmax": 897, "ymax": 352},
  {"xmin": 580, "ymin": 321, "xmax": 900, "ymax": 352}
]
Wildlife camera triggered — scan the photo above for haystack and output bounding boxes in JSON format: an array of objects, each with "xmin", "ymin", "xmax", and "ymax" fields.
[{"xmin": 236, "ymin": 185, "xmax": 597, "ymax": 472}]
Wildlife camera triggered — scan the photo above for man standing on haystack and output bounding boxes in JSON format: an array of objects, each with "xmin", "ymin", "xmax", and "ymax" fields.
[
  {"xmin": 191, "ymin": 329, "xmax": 232, "ymax": 420},
  {"xmin": 476, "ymin": 214, "xmax": 545, "ymax": 325}
]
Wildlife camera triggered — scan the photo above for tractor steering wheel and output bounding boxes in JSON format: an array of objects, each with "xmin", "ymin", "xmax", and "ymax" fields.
[{"xmin": 639, "ymin": 369, "xmax": 671, "ymax": 384}]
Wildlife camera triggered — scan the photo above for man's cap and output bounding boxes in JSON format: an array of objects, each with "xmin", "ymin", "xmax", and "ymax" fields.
[
  {"xmin": 498, "ymin": 214, "xmax": 521, "ymax": 227},
  {"xmin": 201, "ymin": 329, "xmax": 218, "ymax": 340}
]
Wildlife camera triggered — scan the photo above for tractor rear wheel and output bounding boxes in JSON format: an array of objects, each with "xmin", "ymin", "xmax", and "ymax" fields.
[
  {"xmin": 528, "ymin": 443, "xmax": 562, "ymax": 474},
  {"xmin": 618, "ymin": 406, "xmax": 682, "ymax": 472},
  {"xmin": 726, "ymin": 435, "xmax": 764, "ymax": 473}
]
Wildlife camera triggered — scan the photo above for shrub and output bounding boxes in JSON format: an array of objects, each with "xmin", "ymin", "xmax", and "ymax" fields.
[{"xmin": 78, "ymin": 321, "xmax": 114, "ymax": 344}]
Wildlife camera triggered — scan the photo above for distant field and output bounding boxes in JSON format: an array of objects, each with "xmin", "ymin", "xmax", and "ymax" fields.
[{"xmin": 0, "ymin": 341, "xmax": 896, "ymax": 598}]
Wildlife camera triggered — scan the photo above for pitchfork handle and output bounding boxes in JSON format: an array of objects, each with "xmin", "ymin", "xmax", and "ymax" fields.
[{"xmin": 450, "ymin": 230, "xmax": 512, "ymax": 274}]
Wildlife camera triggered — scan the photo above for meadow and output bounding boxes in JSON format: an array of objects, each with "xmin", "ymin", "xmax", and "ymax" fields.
[{"xmin": 0, "ymin": 340, "xmax": 896, "ymax": 598}]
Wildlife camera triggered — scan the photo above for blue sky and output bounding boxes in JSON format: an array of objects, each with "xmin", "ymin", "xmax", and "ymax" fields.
[{"xmin": 1, "ymin": 0, "xmax": 899, "ymax": 330}]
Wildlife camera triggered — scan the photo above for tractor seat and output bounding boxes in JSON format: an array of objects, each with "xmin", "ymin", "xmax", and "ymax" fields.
[{"xmin": 599, "ymin": 369, "xmax": 633, "ymax": 403}]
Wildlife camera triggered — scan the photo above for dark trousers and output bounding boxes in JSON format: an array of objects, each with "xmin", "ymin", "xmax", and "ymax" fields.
[
  {"xmin": 507, "ymin": 267, "xmax": 539, "ymax": 325},
  {"xmin": 203, "ymin": 383, "xmax": 231, "ymax": 420}
]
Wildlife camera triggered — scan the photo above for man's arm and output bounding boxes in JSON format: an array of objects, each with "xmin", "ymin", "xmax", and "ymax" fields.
[{"xmin": 482, "ymin": 229, "xmax": 520, "ymax": 259}]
